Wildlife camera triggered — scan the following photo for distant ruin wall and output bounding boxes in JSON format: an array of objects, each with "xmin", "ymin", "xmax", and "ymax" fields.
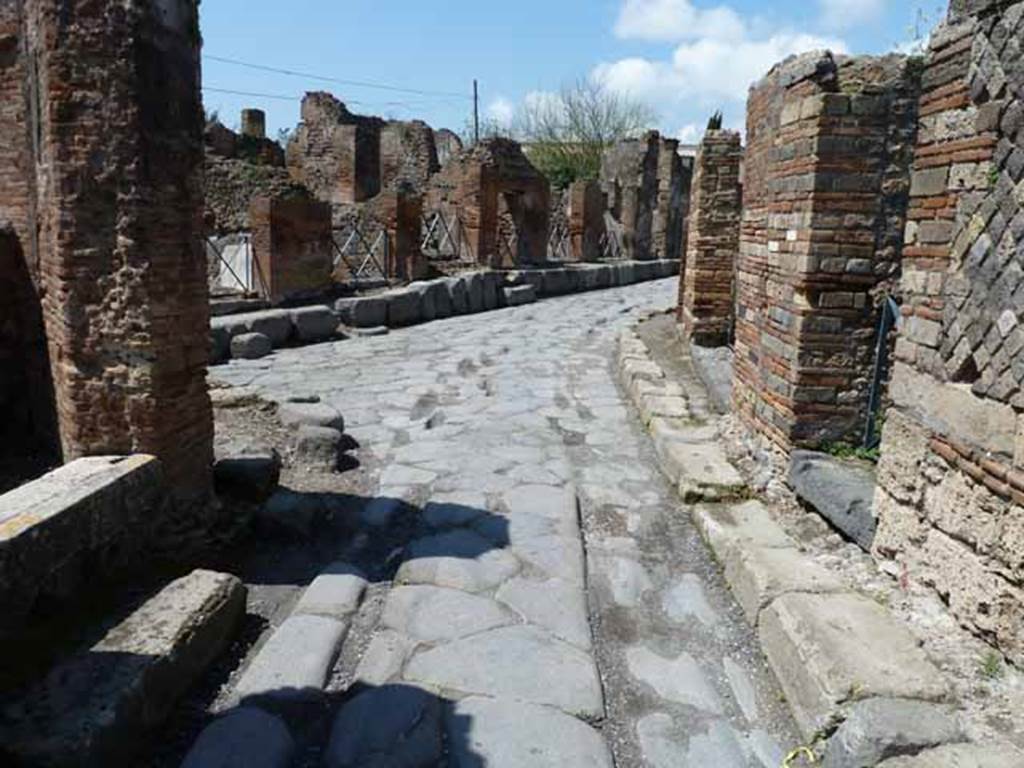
[
  {"xmin": 653, "ymin": 136, "xmax": 690, "ymax": 262},
  {"xmin": 601, "ymin": 132, "xmax": 659, "ymax": 260},
  {"xmin": 2, "ymin": 0, "xmax": 213, "ymax": 503},
  {"xmin": 732, "ymin": 51, "xmax": 920, "ymax": 448},
  {"xmin": 679, "ymin": 130, "xmax": 743, "ymax": 347},
  {"xmin": 251, "ymin": 196, "xmax": 335, "ymax": 303},
  {"xmin": 873, "ymin": 0, "xmax": 1024, "ymax": 664}
]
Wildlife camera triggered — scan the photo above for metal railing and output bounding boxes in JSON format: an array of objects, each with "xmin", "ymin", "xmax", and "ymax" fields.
[
  {"xmin": 421, "ymin": 210, "xmax": 471, "ymax": 262},
  {"xmin": 207, "ymin": 233, "xmax": 268, "ymax": 296},
  {"xmin": 332, "ymin": 224, "xmax": 390, "ymax": 283}
]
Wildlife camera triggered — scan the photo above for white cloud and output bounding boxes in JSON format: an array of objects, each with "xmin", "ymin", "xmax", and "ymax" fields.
[
  {"xmin": 818, "ymin": 0, "xmax": 886, "ymax": 31},
  {"xmin": 486, "ymin": 97, "xmax": 515, "ymax": 127},
  {"xmin": 614, "ymin": 0, "xmax": 746, "ymax": 43},
  {"xmin": 677, "ymin": 123, "xmax": 702, "ymax": 144},
  {"xmin": 595, "ymin": 31, "xmax": 846, "ymax": 105}
]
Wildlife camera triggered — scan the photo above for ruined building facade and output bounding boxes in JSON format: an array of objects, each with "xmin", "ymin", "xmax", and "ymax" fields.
[
  {"xmin": 733, "ymin": 52, "xmax": 920, "ymax": 448},
  {"xmin": 873, "ymin": 0, "xmax": 1024, "ymax": 664},
  {"xmin": 0, "ymin": 0, "xmax": 212, "ymax": 502}
]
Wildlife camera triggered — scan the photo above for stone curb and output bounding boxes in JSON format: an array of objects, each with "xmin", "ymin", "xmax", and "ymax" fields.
[
  {"xmin": 210, "ymin": 260, "xmax": 680, "ymax": 365},
  {"xmin": 613, "ymin": 319, "xmax": 976, "ymax": 760}
]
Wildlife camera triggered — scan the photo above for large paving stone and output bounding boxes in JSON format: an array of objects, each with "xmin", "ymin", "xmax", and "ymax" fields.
[
  {"xmin": 788, "ymin": 450, "xmax": 878, "ymax": 551},
  {"xmin": 877, "ymin": 744, "xmax": 1024, "ymax": 767},
  {"xmin": 181, "ymin": 708, "xmax": 294, "ymax": 768},
  {"xmin": 294, "ymin": 563, "xmax": 367, "ymax": 620},
  {"xmin": 354, "ymin": 629, "xmax": 417, "ymax": 686},
  {"xmin": 824, "ymin": 698, "xmax": 966, "ymax": 768},
  {"xmin": 446, "ymin": 696, "xmax": 613, "ymax": 768},
  {"xmin": 625, "ymin": 646, "xmax": 724, "ymax": 714},
  {"xmin": 233, "ymin": 614, "xmax": 348, "ymax": 709},
  {"xmin": 722, "ymin": 545, "xmax": 849, "ymax": 624},
  {"xmin": 381, "ymin": 586, "xmax": 515, "ymax": 643},
  {"xmin": 403, "ymin": 625, "xmax": 605, "ymax": 718},
  {"xmin": 289, "ymin": 306, "xmax": 339, "ymax": 344},
  {"xmin": 4, "ymin": 570, "xmax": 246, "ymax": 766},
  {"xmin": 396, "ymin": 530, "xmax": 520, "ymax": 593},
  {"xmin": 324, "ymin": 685, "xmax": 443, "ymax": 768},
  {"xmin": 496, "ymin": 577, "xmax": 592, "ymax": 649},
  {"xmin": 759, "ymin": 592, "xmax": 948, "ymax": 740}
]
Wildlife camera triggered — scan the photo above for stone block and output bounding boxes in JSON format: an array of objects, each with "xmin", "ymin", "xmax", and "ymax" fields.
[
  {"xmin": 464, "ymin": 272, "xmax": 485, "ymax": 313},
  {"xmin": 231, "ymin": 332, "xmax": 273, "ymax": 360},
  {"xmin": 1016, "ymin": 414, "xmax": 1024, "ymax": 468},
  {"xmin": 233, "ymin": 614, "xmax": 349, "ymax": 710},
  {"xmin": 213, "ymin": 447, "xmax": 282, "ymax": 502},
  {"xmin": 278, "ymin": 402, "xmax": 345, "ymax": 432},
  {"xmin": 334, "ymin": 296, "xmax": 388, "ymax": 328},
  {"xmin": 444, "ymin": 277, "xmax": 469, "ymax": 314},
  {"xmin": 0, "ymin": 455, "xmax": 166, "ymax": 634},
  {"xmin": 386, "ymin": 289, "xmax": 423, "ymax": 326},
  {"xmin": 504, "ymin": 285, "xmax": 537, "ymax": 306},
  {"xmin": 482, "ymin": 271, "xmax": 502, "ymax": 310},
  {"xmin": 294, "ymin": 563, "xmax": 368, "ymax": 619},
  {"xmin": 788, "ymin": 450, "xmax": 878, "ymax": 551},
  {"xmin": 215, "ymin": 309, "xmax": 293, "ymax": 347},
  {"xmin": 294, "ymin": 425, "xmax": 343, "ymax": 470},
  {"xmin": 723, "ymin": 545, "xmax": 848, "ymax": 624},
  {"xmin": 406, "ymin": 281, "xmax": 439, "ymax": 321},
  {"xmin": 182, "ymin": 708, "xmax": 295, "ymax": 768},
  {"xmin": 5, "ymin": 570, "xmax": 246, "ymax": 766},
  {"xmin": 692, "ymin": 501, "xmax": 796, "ymax": 559},
  {"xmin": 542, "ymin": 269, "xmax": 574, "ymax": 296},
  {"xmin": 289, "ymin": 306, "xmax": 338, "ymax": 343},
  {"xmin": 210, "ymin": 327, "xmax": 231, "ymax": 365},
  {"xmin": 824, "ymin": 698, "xmax": 965, "ymax": 768},
  {"xmin": 876, "ymin": 744, "xmax": 1023, "ymax": 767},
  {"xmin": 759, "ymin": 593, "xmax": 948, "ymax": 741}
]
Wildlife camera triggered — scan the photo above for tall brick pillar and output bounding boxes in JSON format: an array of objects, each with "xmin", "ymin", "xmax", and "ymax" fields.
[
  {"xmin": 732, "ymin": 52, "xmax": 919, "ymax": 448},
  {"xmin": 9, "ymin": 0, "xmax": 213, "ymax": 503},
  {"xmin": 679, "ymin": 130, "xmax": 743, "ymax": 347},
  {"xmin": 241, "ymin": 108, "xmax": 267, "ymax": 140},
  {"xmin": 653, "ymin": 136, "xmax": 690, "ymax": 262}
]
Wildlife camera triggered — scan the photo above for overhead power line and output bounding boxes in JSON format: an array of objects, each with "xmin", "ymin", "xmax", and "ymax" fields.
[
  {"xmin": 204, "ymin": 54, "xmax": 473, "ymax": 101},
  {"xmin": 203, "ymin": 86, "xmax": 468, "ymax": 113}
]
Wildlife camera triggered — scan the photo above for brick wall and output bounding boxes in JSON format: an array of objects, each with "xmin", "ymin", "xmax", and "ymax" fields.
[
  {"xmin": 251, "ymin": 196, "xmax": 335, "ymax": 303},
  {"xmin": 679, "ymin": 130, "xmax": 743, "ymax": 347},
  {"xmin": 567, "ymin": 180, "xmax": 606, "ymax": 262},
  {"xmin": 287, "ymin": 92, "xmax": 383, "ymax": 205},
  {"xmin": 380, "ymin": 120, "xmax": 440, "ymax": 194},
  {"xmin": 3, "ymin": 0, "xmax": 213, "ymax": 504},
  {"xmin": 427, "ymin": 139, "xmax": 550, "ymax": 268},
  {"xmin": 873, "ymin": 0, "xmax": 1024, "ymax": 663},
  {"xmin": 732, "ymin": 52, "xmax": 920, "ymax": 448},
  {"xmin": 601, "ymin": 132, "xmax": 659, "ymax": 260}
]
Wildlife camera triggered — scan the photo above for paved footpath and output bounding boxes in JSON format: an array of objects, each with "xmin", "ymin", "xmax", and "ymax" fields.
[{"xmin": 215, "ymin": 277, "xmax": 798, "ymax": 766}]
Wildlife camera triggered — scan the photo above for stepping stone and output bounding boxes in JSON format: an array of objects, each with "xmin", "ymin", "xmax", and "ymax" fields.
[
  {"xmin": 182, "ymin": 708, "xmax": 294, "ymax": 768},
  {"xmin": 231, "ymin": 332, "xmax": 272, "ymax": 360},
  {"xmin": 403, "ymin": 625, "xmax": 604, "ymax": 718},
  {"xmin": 396, "ymin": 530, "xmax": 520, "ymax": 593},
  {"xmin": 759, "ymin": 592, "xmax": 948, "ymax": 740},
  {"xmin": 294, "ymin": 425, "xmax": 342, "ymax": 470},
  {"xmin": 381, "ymin": 586, "xmax": 515, "ymax": 644},
  {"xmin": 446, "ymin": 697, "xmax": 613, "ymax": 768},
  {"xmin": 354, "ymin": 629, "xmax": 417, "ymax": 686},
  {"xmin": 335, "ymin": 296, "xmax": 387, "ymax": 328},
  {"xmin": 213, "ymin": 447, "xmax": 282, "ymax": 502},
  {"xmin": 289, "ymin": 306, "xmax": 338, "ymax": 343},
  {"xmin": 278, "ymin": 402, "xmax": 345, "ymax": 432},
  {"xmin": 233, "ymin": 615, "xmax": 348, "ymax": 710},
  {"xmin": 294, "ymin": 563, "xmax": 367, "ymax": 620},
  {"xmin": 625, "ymin": 646, "xmax": 724, "ymax": 714},
  {"xmin": 496, "ymin": 577, "xmax": 592, "ymax": 650},
  {"xmin": 324, "ymin": 686, "xmax": 443, "ymax": 768},
  {"xmin": 4, "ymin": 571, "xmax": 246, "ymax": 767}
]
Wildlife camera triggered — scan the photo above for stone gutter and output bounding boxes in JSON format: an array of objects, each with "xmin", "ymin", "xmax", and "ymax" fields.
[{"xmin": 614, "ymin": 315, "xmax": 1016, "ymax": 766}]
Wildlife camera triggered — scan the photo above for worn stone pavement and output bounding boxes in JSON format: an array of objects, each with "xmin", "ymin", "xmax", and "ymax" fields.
[{"xmin": 214, "ymin": 277, "xmax": 799, "ymax": 766}]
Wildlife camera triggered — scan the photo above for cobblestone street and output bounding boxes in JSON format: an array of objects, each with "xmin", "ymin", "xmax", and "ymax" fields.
[{"xmin": 214, "ymin": 277, "xmax": 798, "ymax": 766}]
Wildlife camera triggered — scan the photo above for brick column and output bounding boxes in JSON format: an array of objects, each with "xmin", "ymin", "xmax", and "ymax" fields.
[
  {"xmin": 16, "ymin": 0, "xmax": 213, "ymax": 503},
  {"xmin": 679, "ymin": 130, "xmax": 742, "ymax": 347},
  {"xmin": 732, "ymin": 52, "xmax": 919, "ymax": 448},
  {"xmin": 240, "ymin": 108, "xmax": 266, "ymax": 140},
  {"xmin": 251, "ymin": 196, "xmax": 334, "ymax": 303},
  {"xmin": 653, "ymin": 136, "xmax": 689, "ymax": 262}
]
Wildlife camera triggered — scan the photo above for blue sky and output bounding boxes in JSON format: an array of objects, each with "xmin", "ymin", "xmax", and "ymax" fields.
[{"xmin": 200, "ymin": 0, "xmax": 946, "ymax": 144}]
